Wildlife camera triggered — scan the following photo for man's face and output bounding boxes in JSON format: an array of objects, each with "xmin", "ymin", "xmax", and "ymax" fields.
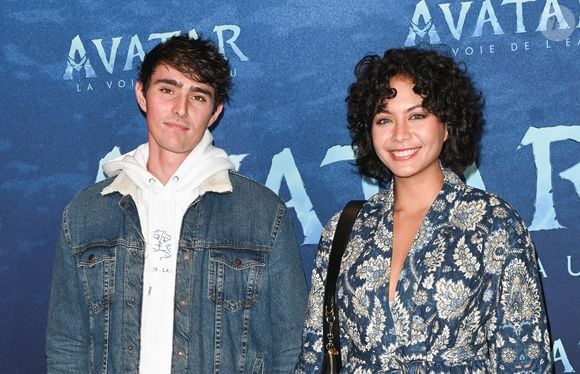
[{"xmin": 135, "ymin": 64, "xmax": 223, "ymax": 160}]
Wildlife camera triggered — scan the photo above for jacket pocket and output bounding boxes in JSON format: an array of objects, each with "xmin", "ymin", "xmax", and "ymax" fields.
[
  {"xmin": 76, "ymin": 247, "xmax": 116, "ymax": 314},
  {"xmin": 208, "ymin": 248, "xmax": 265, "ymax": 310}
]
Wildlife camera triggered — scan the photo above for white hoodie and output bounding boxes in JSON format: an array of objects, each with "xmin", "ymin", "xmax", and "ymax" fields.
[{"xmin": 101, "ymin": 130, "xmax": 234, "ymax": 374}]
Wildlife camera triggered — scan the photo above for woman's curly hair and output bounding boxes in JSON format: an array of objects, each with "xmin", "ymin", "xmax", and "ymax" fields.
[{"xmin": 346, "ymin": 47, "xmax": 484, "ymax": 182}]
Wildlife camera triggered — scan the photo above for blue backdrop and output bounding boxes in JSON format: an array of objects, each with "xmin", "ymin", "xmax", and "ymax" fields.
[{"xmin": 1, "ymin": 1, "xmax": 578, "ymax": 372}]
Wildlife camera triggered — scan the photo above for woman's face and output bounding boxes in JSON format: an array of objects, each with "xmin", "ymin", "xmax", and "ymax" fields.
[{"xmin": 371, "ymin": 76, "xmax": 447, "ymax": 181}]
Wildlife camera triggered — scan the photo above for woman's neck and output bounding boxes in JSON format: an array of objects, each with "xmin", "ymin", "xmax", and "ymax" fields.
[{"xmin": 393, "ymin": 167, "xmax": 444, "ymax": 214}]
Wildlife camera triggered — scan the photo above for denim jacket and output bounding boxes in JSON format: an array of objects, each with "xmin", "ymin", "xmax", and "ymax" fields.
[{"xmin": 46, "ymin": 172, "xmax": 308, "ymax": 373}]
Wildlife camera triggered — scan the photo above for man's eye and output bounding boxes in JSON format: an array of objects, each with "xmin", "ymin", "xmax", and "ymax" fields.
[
  {"xmin": 192, "ymin": 96, "xmax": 206, "ymax": 102},
  {"xmin": 160, "ymin": 88, "xmax": 172, "ymax": 94}
]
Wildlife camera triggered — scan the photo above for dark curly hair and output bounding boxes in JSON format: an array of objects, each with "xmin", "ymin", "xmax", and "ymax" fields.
[
  {"xmin": 346, "ymin": 47, "xmax": 484, "ymax": 181},
  {"xmin": 138, "ymin": 35, "xmax": 231, "ymax": 110}
]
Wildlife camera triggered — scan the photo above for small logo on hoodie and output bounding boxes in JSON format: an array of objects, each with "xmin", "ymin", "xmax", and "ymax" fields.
[{"xmin": 152, "ymin": 230, "xmax": 172, "ymax": 260}]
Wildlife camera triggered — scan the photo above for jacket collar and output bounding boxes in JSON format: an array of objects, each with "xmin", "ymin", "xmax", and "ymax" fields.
[{"xmin": 100, "ymin": 169, "xmax": 233, "ymax": 198}]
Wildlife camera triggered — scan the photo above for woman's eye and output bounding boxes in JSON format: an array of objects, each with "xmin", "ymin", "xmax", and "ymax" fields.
[
  {"xmin": 410, "ymin": 113, "xmax": 426, "ymax": 120},
  {"xmin": 375, "ymin": 118, "xmax": 391, "ymax": 125}
]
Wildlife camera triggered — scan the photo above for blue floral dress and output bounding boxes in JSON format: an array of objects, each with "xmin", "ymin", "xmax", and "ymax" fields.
[{"xmin": 295, "ymin": 169, "xmax": 551, "ymax": 373}]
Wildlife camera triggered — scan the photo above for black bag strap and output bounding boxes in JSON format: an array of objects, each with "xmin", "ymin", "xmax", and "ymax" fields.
[{"xmin": 322, "ymin": 200, "xmax": 365, "ymax": 372}]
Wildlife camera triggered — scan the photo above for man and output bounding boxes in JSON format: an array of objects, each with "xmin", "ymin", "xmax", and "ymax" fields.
[{"xmin": 46, "ymin": 35, "xmax": 307, "ymax": 373}]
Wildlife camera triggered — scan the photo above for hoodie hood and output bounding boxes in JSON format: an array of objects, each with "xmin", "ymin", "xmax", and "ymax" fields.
[{"xmin": 102, "ymin": 129, "xmax": 234, "ymax": 196}]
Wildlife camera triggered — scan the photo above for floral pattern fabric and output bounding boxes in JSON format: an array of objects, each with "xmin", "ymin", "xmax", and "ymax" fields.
[{"xmin": 295, "ymin": 169, "xmax": 551, "ymax": 373}]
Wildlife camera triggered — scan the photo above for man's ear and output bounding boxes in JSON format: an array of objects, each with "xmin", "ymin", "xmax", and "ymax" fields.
[
  {"xmin": 135, "ymin": 81, "xmax": 147, "ymax": 113},
  {"xmin": 207, "ymin": 102, "xmax": 224, "ymax": 128}
]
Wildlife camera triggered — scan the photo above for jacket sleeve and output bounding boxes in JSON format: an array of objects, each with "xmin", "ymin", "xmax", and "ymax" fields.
[
  {"xmin": 268, "ymin": 205, "xmax": 309, "ymax": 373},
  {"xmin": 294, "ymin": 212, "xmax": 340, "ymax": 373},
  {"xmin": 486, "ymin": 208, "xmax": 552, "ymax": 373},
  {"xmin": 46, "ymin": 207, "xmax": 90, "ymax": 373}
]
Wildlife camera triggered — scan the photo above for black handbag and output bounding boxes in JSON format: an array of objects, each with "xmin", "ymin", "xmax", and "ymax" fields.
[{"xmin": 322, "ymin": 200, "xmax": 365, "ymax": 374}]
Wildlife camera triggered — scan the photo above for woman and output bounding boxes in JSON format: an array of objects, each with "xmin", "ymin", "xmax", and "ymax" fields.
[{"xmin": 295, "ymin": 47, "xmax": 552, "ymax": 373}]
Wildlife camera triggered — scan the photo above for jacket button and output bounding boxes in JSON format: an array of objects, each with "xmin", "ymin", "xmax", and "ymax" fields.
[
  {"xmin": 234, "ymin": 258, "xmax": 242, "ymax": 267},
  {"xmin": 128, "ymin": 297, "xmax": 136, "ymax": 305},
  {"xmin": 176, "ymin": 348, "xmax": 186, "ymax": 357},
  {"xmin": 179, "ymin": 299, "xmax": 188, "ymax": 307},
  {"xmin": 183, "ymin": 252, "xmax": 191, "ymax": 260},
  {"xmin": 127, "ymin": 345, "xmax": 133, "ymax": 351},
  {"xmin": 88, "ymin": 254, "xmax": 95, "ymax": 262}
]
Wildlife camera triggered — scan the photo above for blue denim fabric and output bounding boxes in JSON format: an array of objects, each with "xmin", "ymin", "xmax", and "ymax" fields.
[{"xmin": 46, "ymin": 172, "xmax": 308, "ymax": 373}]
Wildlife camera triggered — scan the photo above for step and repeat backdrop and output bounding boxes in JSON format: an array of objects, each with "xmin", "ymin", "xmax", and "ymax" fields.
[{"xmin": 1, "ymin": 1, "xmax": 578, "ymax": 372}]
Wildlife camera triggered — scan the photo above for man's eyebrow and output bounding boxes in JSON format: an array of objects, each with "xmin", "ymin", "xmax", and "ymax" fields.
[
  {"xmin": 154, "ymin": 78, "xmax": 183, "ymax": 87},
  {"xmin": 153, "ymin": 79, "xmax": 213, "ymax": 97},
  {"xmin": 189, "ymin": 86, "xmax": 214, "ymax": 98}
]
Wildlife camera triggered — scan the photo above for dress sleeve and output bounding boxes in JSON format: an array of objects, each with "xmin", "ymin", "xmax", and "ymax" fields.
[
  {"xmin": 485, "ymin": 206, "xmax": 552, "ymax": 373},
  {"xmin": 294, "ymin": 212, "xmax": 341, "ymax": 373}
]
